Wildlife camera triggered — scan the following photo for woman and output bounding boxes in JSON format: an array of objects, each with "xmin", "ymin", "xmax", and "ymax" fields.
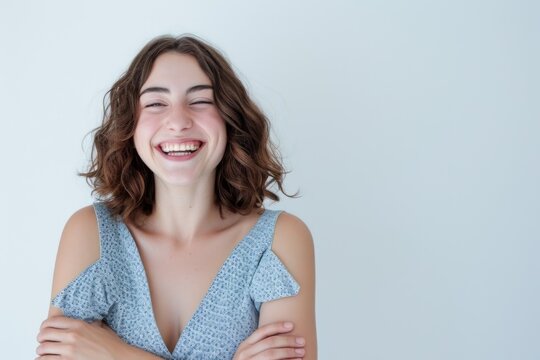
[{"xmin": 36, "ymin": 35, "xmax": 316, "ymax": 359}]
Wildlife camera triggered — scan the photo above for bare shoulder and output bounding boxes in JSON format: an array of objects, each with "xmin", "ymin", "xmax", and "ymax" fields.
[
  {"xmin": 272, "ymin": 211, "xmax": 315, "ymax": 269},
  {"xmin": 49, "ymin": 205, "xmax": 99, "ymax": 316},
  {"xmin": 271, "ymin": 211, "xmax": 315, "ymax": 295},
  {"xmin": 58, "ymin": 205, "xmax": 100, "ymax": 262}
]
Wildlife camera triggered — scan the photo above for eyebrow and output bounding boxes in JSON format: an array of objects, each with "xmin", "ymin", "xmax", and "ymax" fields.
[{"xmin": 139, "ymin": 84, "xmax": 213, "ymax": 96}]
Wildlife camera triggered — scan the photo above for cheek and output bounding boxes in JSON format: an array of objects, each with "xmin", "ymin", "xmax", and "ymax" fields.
[
  {"xmin": 205, "ymin": 116, "xmax": 227, "ymax": 161},
  {"xmin": 216, "ymin": 121, "xmax": 228, "ymax": 152},
  {"xmin": 133, "ymin": 125, "xmax": 142, "ymax": 149},
  {"xmin": 133, "ymin": 121, "xmax": 153, "ymax": 156},
  {"xmin": 218, "ymin": 125, "xmax": 229, "ymax": 164},
  {"xmin": 134, "ymin": 116, "xmax": 156, "ymax": 138},
  {"xmin": 212, "ymin": 112, "xmax": 227, "ymax": 136}
]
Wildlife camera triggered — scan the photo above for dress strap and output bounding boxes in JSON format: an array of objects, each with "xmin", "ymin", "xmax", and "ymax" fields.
[
  {"xmin": 92, "ymin": 202, "xmax": 122, "ymax": 264},
  {"xmin": 249, "ymin": 209, "xmax": 283, "ymax": 251}
]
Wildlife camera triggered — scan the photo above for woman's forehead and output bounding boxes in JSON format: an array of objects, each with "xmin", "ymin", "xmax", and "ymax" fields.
[{"xmin": 143, "ymin": 52, "xmax": 211, "ymax": 88}]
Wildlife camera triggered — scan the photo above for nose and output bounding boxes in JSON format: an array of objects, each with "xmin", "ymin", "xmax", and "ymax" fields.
[{"xmin": 166, "ymin": 105, "xmax": 192, "ymax": 131}]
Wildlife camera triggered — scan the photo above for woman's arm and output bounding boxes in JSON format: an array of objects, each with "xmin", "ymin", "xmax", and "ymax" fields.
[
  {"xmin": 37, "ymin": 314, "xmax": 164, "ymax": 359},
  {"xmin": 258, "ymin": 212, "xmax": 317, "ymax": 359},
  {"xmin": 36, "ymin": 207, "xmax": 164, "ymax": 359}
]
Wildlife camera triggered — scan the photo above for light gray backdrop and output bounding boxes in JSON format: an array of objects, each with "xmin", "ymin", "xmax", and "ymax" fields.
[{"xmin": 1, "ymin": 0, "xmax": 538, "ymax": 359}]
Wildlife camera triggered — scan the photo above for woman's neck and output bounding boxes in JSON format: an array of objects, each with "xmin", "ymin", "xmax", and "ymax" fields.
[{"xmin": 143, "ymin": 175, "xmax": 227, "ymax": 246}]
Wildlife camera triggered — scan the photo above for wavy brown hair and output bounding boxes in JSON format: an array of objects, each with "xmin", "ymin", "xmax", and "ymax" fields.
[{"xmin": 80, "ymin": 35, "xmax": 295, "ymax": 222}]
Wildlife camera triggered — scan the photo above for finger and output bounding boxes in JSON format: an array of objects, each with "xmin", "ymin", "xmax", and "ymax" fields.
[
  {"xmin": 244, "ymin": 321, "xmax": 294, "ymax": 345},
  {"xmin": 42, "ymin": 315, "xmax": 88, "ymax": 329},
  {"xmin": 36, "ymin": 327, "xmax": 72, "ymax": 343},
  {"xmin": 40, "ymin": 316, "xmax": 68, "ymax": 330},
  {"xmin": 248, "ymin": 334, "xmax": 305, "ymax": 359},
  {"xmin": 36, "ymin": 341, "xmax": 72, "ymax": 356},
  {"xmin": 253, "ymin": 347, "xmax": 305, "ymax": 360},
  {"xmin": 41, "ymin": 315, "xmax": 85, "ymax": 330}
]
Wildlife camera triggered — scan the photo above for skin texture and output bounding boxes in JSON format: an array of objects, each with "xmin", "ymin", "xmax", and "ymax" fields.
[{"xmin": 37, "ymin": 52, "xmax": 317, "ymax": 359}]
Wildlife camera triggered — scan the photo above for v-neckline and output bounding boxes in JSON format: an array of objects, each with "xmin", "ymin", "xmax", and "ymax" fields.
[{"xmin": 118, "ymin": 209, "xmax": 268, "ymax": 357}]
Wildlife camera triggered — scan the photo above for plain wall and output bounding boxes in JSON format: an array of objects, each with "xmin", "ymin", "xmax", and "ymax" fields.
[{"xmin": 1, "ymin": 0, "xmax": 539, "ymax": 358}]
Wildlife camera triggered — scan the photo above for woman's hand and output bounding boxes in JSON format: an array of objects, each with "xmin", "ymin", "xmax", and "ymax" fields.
[
  {"xmin": 36, "ymin": 315, "xmax": 126, "ymax": 360},
  {"xmin": 233, "ymin": 321, "xmax": 305, "ymax": 360}
]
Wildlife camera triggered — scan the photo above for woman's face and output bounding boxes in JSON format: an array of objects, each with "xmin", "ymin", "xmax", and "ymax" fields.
[{"xmin": 134, "ymin": 52, "xmax": 227, "ymax": 188}]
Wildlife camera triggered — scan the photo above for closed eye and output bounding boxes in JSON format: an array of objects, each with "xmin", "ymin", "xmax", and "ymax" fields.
[
  {"xmin": 145, "ymin": 103, "xmax": 166, "ymax": 108},
  {"xmin": 190, "ymin": 100, "xmax": 213, "ymax": 105}
]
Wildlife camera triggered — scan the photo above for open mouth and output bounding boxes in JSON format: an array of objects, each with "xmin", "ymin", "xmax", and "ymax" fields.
[{"xmin": 158, "ymin": 140, "xmax": 204, "ymax": 157}]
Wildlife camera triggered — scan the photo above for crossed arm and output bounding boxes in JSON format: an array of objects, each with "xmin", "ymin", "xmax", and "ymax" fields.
[{"xmin": 36, "ymin": 208, "xmax": 316, "ymax": 359}]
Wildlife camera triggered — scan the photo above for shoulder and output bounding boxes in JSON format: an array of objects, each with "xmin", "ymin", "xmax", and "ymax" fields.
[
  {"xmin": 61, "ymin": 205, "xmax": 99, "ymax": 244},
  {"xmin": 271, "ymin": 211, "xmax": 315, "ymax": 289},
  {"xmin": 272, "ymin": 211, "xmax": 314, "ymax": 264},
  {"xmin": 49, "ymin": 205, "xmax": 100, "ymax": 312},
  {"xmin": 58, "ymin": 205, "xmax": 100, "ymax": 262}
]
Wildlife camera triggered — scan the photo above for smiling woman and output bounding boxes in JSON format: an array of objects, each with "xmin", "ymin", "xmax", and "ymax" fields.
[{"xmin": 36, "ymin": 35, "xmax": 317, "ymax": 360}]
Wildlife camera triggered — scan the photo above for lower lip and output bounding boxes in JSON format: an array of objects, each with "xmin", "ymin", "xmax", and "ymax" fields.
[{"xmin": 157, "ymin": 144, "xmax": 204, "ymax": 162}]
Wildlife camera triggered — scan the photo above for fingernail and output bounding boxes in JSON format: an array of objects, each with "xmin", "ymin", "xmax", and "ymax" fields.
[
  {"xmin": 296, "ymin": 337, "xmax": 305, "ymax": 345},
  {"xmin": 295, "ymin": 348, "xmax": 305, "ymax": 355},
  {"xmin": 284, "ymin": 321, "xmax": 293, "ymax": 329}
]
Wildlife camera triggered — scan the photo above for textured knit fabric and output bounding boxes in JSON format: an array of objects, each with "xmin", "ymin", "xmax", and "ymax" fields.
[{"xmin": 51, "ymin": 202, "xmax": 300, "ymax": 359}]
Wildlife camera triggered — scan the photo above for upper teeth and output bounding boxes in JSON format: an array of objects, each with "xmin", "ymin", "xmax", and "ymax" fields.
[{"xmin": 161, "ymin": 142, "xmax": 200, "ymax": 152}]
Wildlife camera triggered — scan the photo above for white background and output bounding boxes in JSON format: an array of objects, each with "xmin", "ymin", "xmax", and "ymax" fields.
[{"xmin": 1, "ymin": 0, "xmax": 539, "ymax": 359}]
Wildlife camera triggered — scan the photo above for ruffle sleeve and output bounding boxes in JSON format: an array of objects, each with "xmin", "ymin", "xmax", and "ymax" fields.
[
  {"xmin": 249, "ymin": 249, "xmax": 300, "ymax": 312},
  {"xmin": 50, "ymin": 259, "xmax": 117, "ymax": 322}
]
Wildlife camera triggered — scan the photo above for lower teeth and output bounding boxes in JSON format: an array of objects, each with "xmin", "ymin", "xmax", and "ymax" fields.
[{"xmin": 168, "ymin": 150, "xmax": 194, "ymax": 156}]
